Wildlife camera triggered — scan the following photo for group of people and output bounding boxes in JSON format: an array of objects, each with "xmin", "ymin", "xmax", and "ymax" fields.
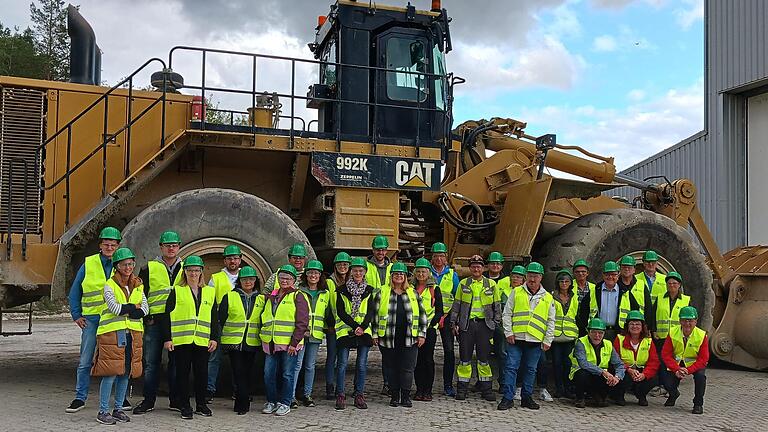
[{"xmin": 66, "ymin": 227, "xmax": 709, "ymax": 425}]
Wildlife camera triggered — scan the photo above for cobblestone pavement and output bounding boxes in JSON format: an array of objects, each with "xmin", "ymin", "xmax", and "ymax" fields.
[{"xmin": 0, "ymin": 319, "xmax": 765, "ymax": 431}]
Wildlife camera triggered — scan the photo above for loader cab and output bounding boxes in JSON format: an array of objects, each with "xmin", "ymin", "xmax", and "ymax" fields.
[{"xmin": 308, "ymin": 0, "xmax": 452, "ymax": 149}]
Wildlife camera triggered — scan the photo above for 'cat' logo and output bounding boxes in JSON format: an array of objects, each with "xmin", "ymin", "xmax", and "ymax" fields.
[{"xmin": 395, "ymin": 161, "xmax": 435, "ymax": 188}]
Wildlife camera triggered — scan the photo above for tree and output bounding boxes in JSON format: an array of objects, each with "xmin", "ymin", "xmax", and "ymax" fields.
[
  {"xmin": 29, "ymin": 0, "xmax": 69, "ymax": 81},
  {"xmin": 0, "ymin": 23, "xmax": 47, "ymax": 79}
]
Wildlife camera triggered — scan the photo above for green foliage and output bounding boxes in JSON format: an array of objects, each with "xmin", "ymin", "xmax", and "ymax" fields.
[
  {"xmin": 0, "ymin": 23, "xmax": 48, "ymax": 78},
  {"xmin": 29, "ymin": 0, "xmax": 70, "ymax": 81}
]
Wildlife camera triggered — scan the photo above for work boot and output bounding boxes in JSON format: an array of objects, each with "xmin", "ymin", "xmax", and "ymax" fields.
[
  {"xmin": 400, "ymin": 390, "xmax": 413, "ymax": 408},
  {"xmin": 389, "ymin": 391, "xmax": 400, "ymax": 407},
  {"xmin": 480, "ymin": 382, "xmax": 496, "ymax": 402},
  {"xmin": 692, "ymin": 405, "xmax": 703, "ymax": 414},
  {"xmin": 609, "ymin": 395, "xmax": 626, "ymax": 406},
  {"xmin": 455, "ymin": 382, "xmax": 468, "ymax": 400},
  {"xmin": 520, "ymin": 396, "xmax": 540, "ymax": 410},
  {"xmin": 335, "ymin": 394, "xmax": 346, "ymax": 411},
  {"xmin": 497, "ymin": 398, "xmax": 514, "ymax": 410},
  {"xmin": 665, "ymin": 390, "xmax": 680, "ymax": 407},
  {"xmin": 596, "ymin": 396, "xmax": 609, "ymax": 408}
]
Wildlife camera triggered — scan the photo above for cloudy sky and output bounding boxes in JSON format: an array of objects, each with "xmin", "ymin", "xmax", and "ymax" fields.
[{"xmin": 3, "ymin": 0, "xmax": 704, "ymax": 170}]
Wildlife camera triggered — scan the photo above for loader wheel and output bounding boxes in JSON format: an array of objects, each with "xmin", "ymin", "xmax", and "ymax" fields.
[
  {"xmin": 536, "ymin": 208, "xmax": 714, "ymax": 331},
  {"xmin": 121, "ymin": 188, "xmax": 313, "ymax": 284}
]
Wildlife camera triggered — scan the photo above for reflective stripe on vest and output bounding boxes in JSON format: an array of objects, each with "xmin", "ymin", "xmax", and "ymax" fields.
[
  {"xmin": 510, "ymin": 286, "xmax": 553, "ymax": 342},
  {"xmin": 553, "ymin": 294, "xmax": 579, "ymax": 339},
  {"xmin": 637, "ymin": 271, "xmax": 667, "ymax": 300},
  {"xmin": 261, "ymin": 291, "xmax": 305, "ymax": 346},
  {"xmin": 654, "ymin": 294, "xmax": 691, "ymax": 338},
  {"xmin": 618, "ymin": 280, "xmax": 647, "ymax": 327},
  {"xmin": 669, "ymin": 326, "xmax": 706, "ymax": 369},
  {"xmin": 572, "ymin": 280, "xmax": 596, "ymax": 298},
  {"xmin": 569, "ymin": 335, "xmax": 613, "ymax": 379},
  {"xmin": 147, "ymin": 261, "xmax": 182, "ymax": 315},
  {"xmin": 245, "ymin": 295, "xmax": 267, "ymax": 347},
  {"xmin": 616, "ymin": 335, "xmax": 652, "ymax": 367},
  {"xmin": 97, "ymin": 279, "xmax": 144, "ymax": 335},
  {"xmin": 211, "ymin": 271, "xmax": 235, "ymax": 304},
  {"xmin": 437, "ymin": 268, "xmax": 456, "ymax": 314},
  {"xmin": 221, "ymin": 291, "xmax": 248, "ymax": 345},
  {"xmin": 302, "ymin": 288, "xmax": 330, "ymax": 341},
  {"xmin": 376, "ymin": 285, "xmax": 420, "ymax": 338},
  {"xmin": 335, "ymin": 292, "xmax": 372, "ymax": 338},
  {"xmin": 458, "ymin": 277, "xmax": 494, "ymax": 319},
  {"xmin": 170, "ymin": 285, "xmax": 215, "ymax": 347},
  {"xmin": 81, "ymin": 254, "xmax": 109, "ymax": 315}
]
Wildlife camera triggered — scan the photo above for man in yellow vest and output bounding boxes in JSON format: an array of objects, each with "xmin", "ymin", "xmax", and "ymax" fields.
[
  {"xmin": 572, "ymin": 259, "xmax": 595, "ymax": 303},
  {"xmin": 366, "ymin": 234, "xmax": 393, "ymax": 394},
  {"xmin": 498, "ymin": 262, "xmax": 555, "ymax": 410},
  {"xmin": 262, "ymin": 243, "xmax": 308, "ymax": 295},
  {"xmin": 652, "ymin": 271, "xmax": 689, "ymax": 398},
  {"xmin": 485, "ymin": 252, "xmax": 514, "ymax": 392},
  {"xmin": 66, "ymin": 226, "xmax": 122, "ymax": 414},
  {"xmin": 570, "ymin": 318, "xmax": 625, "ymax": 408},
  {"xmin": 430, "ymin": 242, "xmax": 460, "ymax": 397},
  {"xmin": 577, "ymin": 261, "xmax": 625, "ymax": 341},
  {"xmin": 206, "ymin": 244, "xmax": 242, "ymax": 401},
  {"xmin": 617, "ymin": 255, "xmax": 655, "ymax": 330},
  {"xmin": 661, "ymin": 306, "xmax": 709, "ymax": 414},
  {"xmin": 133, "ymin": 231, "xmax": 184, "ymax": 415},
  {"xmin": 450, "ymin": 254, "xmax": 500, "ymax": 402},
  {"xmin": 636, "ymin": 250, "xmax": 667, "ymax": 301}
]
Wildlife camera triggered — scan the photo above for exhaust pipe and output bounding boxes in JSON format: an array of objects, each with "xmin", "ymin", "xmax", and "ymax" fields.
[{"xmin": 67, "ymin": 5, "xmax": 101, "ymax": 85}]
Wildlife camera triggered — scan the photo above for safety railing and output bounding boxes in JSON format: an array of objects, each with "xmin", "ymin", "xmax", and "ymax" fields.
[{"xmin": 3, "ymin": 158, "xmax": 31, "ymax": 260}]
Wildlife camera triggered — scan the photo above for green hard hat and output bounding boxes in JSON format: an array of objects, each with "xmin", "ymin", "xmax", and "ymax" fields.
[
  {"xmin": 626, "ymin": 310, "xmax": 645, "ymax": 322},
  {"xmin": 288, "ymin": 243, "xmax": 307, "ymax": 257},
  {"xmin": 238, "ymin": 266, "xmax": 258, "ymax": 278},
  {"xmin": 679, "ymin": 306, "xmax": 698, "ymax": 319},
  {"xmin": 511, "ymin": 265, "xmax": 526, "ymax": 276},
  {"xmin": 390, "ymin": 262, "xmax": 408, "ymax": 274},
  {"xmin": 112, "ymin": 247, "xmax": 135, "ymax": 263},
  {"xmin": 602, "ymin": 261, "xmax": 619, "ymax": 273},
  {"xmin": 334, "ymin": 251, "xmax": 351, "ymax": 263},
  {"xmin": 526, "ymin": 261, "xmax": 544, "ymax": 275},
  {"xmin": 99, "ymin": 226, "xmax": 122, "ymax": 241},
  {"xmin": 415, "ymin": 258, "xmax": 431, "ymax": 269},
  {"xmin": 619, "ymin": 255, "xmax": 636, "ymax": 266},
  {"xmin": 224, "ymin": 245, "xmax": 242, "ymax": 257},
  {"xmin": 184, "ymin": 255, "xmax": 204, "ymax": 268},
  {"xmin": 643, "ymin": 250, "xmax": 659, "ymax": 262},
  {"xmin": 587, "ymin": 317, "xmax": 607, "ymax": 331},
  {"xmin": 278, "ymin": 264, "xmax": 298, "ymax": 278},
  {"xmin": 350, "ymin": 257, "xmax": 367, "ymax": 268},
  {"xmin": 159, "ymin": 230, "xmax": 181, "ymax": 244},
  {"xmin": 372, "ymin": 235, "xmax": 389, "ymax": 249},
  {"xmin": 487, "ymin": 251, "xmax": 504, "ymax": 263},
  {"xmin": 573, "ymin": 259, "xmax": 589, "ymax": 269},
  {"xmin": 430, "ymin": 242, "xmax": 448, "ymax": 254},
  {"xmin": 305, "ymin": 260, "xmax": 324, "ymax": 273},
  {"xmin": 666, "ymin": 271, "xmax": 683, "ymax": 284},
  {"xmin": 556, "ymin": 268, "xmax": 574, "ymax": 279}
]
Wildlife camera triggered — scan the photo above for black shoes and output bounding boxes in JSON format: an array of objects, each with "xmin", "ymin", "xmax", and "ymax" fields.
[
  {"xmin": 400, "ymin": 390, "xmax": 412, "ymax": 408},
  {"xmin": 520, "ymin": 397, "xmax": 540, "ymax": 410},
  {"xmin": 574, "ymin": 398, "xmax": 586, "ymax": 408},
  {"xmin": 638, "ymin": 396, "xmax": 649, "ymax": 406},
  {"xmin": 455, "ymin": 383, "xmax": 468, "ymax": 400},
  {"xmin": 180, "ymin": 409, "xmax": 193, "ymax": 420},
  {"xmin": 665, "ymin": 390, "xmax": 680, "ymax": 407},
  {"xmin": 132, "ymin": 400, "xmax": 154, "ymax": 415},
  {"xmin": 195, "ymin": 405, "xmax": 212, "ymax": 417},
  {"xmin": 65, "ymin": 399, "xmax": 86, "ymax": 413},
  {"xmin": 497, "ymin": 398, "xmax": 514, "ymax": 410},
  {"xmin": 692, "ymin": 405, "xmax": 703, "ymax": 414}
]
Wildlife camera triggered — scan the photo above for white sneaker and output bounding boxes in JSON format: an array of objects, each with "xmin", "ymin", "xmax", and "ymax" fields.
[
  {"xmin": 513, "ymin": 387, "xmax": 522, "ymax": 401},
  {"xmin": 274, "ymin": 403, "xmax": 291, "ymax": 416},
  {"xmin": 261, "ymin": 402, "xmax": 277, "ymax": 414},
  {"xmin": 539, "ymin": 389, "xmax": 554, "ymax": 402}
]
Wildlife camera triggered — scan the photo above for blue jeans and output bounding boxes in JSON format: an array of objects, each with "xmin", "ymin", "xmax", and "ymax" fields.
[
  {"xmin": 336, "ymin": 345, "xmax": 370, "ymax": 396},
  {"xmin": 502, "ymin": 341, "xmax": 543, "ymax": 401},
  {"xmin": 75, "ymin": 315, "xmax": 100, "ymax": 401},
  {"xmin": 264, "ymin": 350, "xmax": 299, "ymax": 406},
  {"xmin": 207, "ymin": 345, "xmax": 221, "ymax": 393},
  {"xmin": 291, "ymin": 346, "xmax": 306, "ymax": 399},
  {"xmin": 99, "ymin": 332, "xmax": 131, "ymax": 413},
  {"xmin": 324, "ymin": 334, "xmax": 337, "ymax": 389},
  {"xmin": 551, "ymin": 341, "xmax": 574, "ymax": 394},
  {"xmin": 297, "ymin": 342, "xmax": 321, "ymax": 398},
  {"xmin": 142, "ymin": 321, "xmax": 175, "ymax": 404}
]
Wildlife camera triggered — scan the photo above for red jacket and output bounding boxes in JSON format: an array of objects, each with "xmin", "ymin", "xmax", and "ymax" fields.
[
  {"xmin": 661, "ymin": 334, "xmax": 709, "ymax": 373},
  {"xmin": 612, "ymin": 336, "xmax": 659, "ymax": 378}
]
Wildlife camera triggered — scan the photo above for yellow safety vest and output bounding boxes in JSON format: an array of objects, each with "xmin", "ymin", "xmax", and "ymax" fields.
[
  {"xmin": 495, "ymin": 276, "xmax": 513, "ymax": 306},
  {"xmin": 669, "ymin": 326, "xmax": 706, "ymax": 369},
  {"xmin": 457, "ymin": 277, "xmax": 496, "ymax": 320},
  {"xmin": 211, "ymin": 271, "xmax": 236, "ymax": 304},
  {"xmin": 335, "ymin": 291, "xmax": 373, "ymax": 338},
  {"xmin": 654, "ymin": 293, "xmax": 690, "ymax": 338},
  {"xmin": 575, "ymin": 282, "xmax": 599, "ymax": 319},
  {"xmin": 245, "ymin": 294, "xmax": 267, "ymax": 346},
  {"xmin": 221, "ymin": 291, "xmax": 249, "ymax": 345},
  {"xmin": 170, "ymin": 285, "xmax": 215, "ymax": 347},
  {"xmin": 572, "ymin": 280, "xmax": 596, "ymax": 297},
  {"xmin": 81, "ymin": 254, "xmax": 110, "ymax": 316},
  {"xmin": 97, "ymin": 279, "xmax": 144, "ymax": 335},
  {"xmin": 553, "ymin": 293, "xmax": 579, "ymax": 339},
  {"xmin": 302, "ymin": 288, "xmax": 331, "ymax": 342},
  {"xmin": 147, "ymin": 261, "xmax": 182, "ymax": 315},
  {"xmin": 376, "ymin": 285, "xmax": 420, "ymax": 338},
  {"xmin": 366, "ymin": 261, "xmax": 392, "ymax": 290},
  {"xmin": 261, "ymin": 291, "xmax": 305, "ymax": 346},
  {"xmin": 510, "ymin": 286, "xmax": 553, "ymax": 342},
  {"xmin": 569, "ymin": 335, "xmax": 613, "ymax": 379},
  {"xmin": 436, "ymin": 268, "xmax": 457, "ymax": 314},
  {"xmin": 415, "ymin": 284, "xmax": 436, "ymax": 327},
  {"xmin": 616, "ymin": 335, "xmax": 652, "ymax": 367},
  {"xmin": 618, "ymin": 279, "xmax": 648, "ymax": 327},
  {"xmin": 636, "ymin": 271, "xmax": 667, "ymax": 300}
]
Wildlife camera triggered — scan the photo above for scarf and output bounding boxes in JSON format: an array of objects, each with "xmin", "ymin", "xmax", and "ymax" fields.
[{"xmin": 346, "ymin": 279, "xmax": 368, "ymax": 317}]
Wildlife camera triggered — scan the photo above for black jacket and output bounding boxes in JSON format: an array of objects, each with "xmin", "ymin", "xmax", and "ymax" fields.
[{"xmin": 335, "ymin": 283, "xmax": 376, "ymax": 348}]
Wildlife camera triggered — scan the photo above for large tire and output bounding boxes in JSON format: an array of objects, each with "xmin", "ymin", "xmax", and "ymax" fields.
[
  {"xmin": 536, "ymin": 208, "xmax": 714, "ymax": 331},
  {"xmin": 121, "ymin": 188, "xmax": 313, "ymax": 283}
]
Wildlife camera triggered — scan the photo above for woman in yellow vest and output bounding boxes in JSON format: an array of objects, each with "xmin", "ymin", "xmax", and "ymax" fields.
[
  {"xmin": 323, "ymin": 251, "xmax": 350, "ymax": 400},
  {"xmin": 613, "ymin": 310, "xmax": 660, "ymax": 406},
  {"xmin": 90, "ymin": 248, "xmax": 147, "ymax": 425},
  {"xmin": 569, "ymin": 318, "xmax": 625, "ymax": 408},
  {"xmin": 162, "ymin": 255, "xmax": 219, "ymax": 420},
  {"xmin": 216, "ymin": 266, "xmax": 264, "ymax": 415},
  {"xmin": 293, "ymin": 260, "xmax": 333, "ymax": 407},
  {"xmin": 551, "ymin": 269, "xmax": 579, "ymax": 399},
  {"xmin": 411, "ymin": 258, "xmax": 443, "ymax": 402},
  {"xmin": 333, "ymin": 257, "xmax": 376, "ymax": 410},
  {"xmin": 373, "ymin": 262, "xmax": 427, "ymax": 408}
]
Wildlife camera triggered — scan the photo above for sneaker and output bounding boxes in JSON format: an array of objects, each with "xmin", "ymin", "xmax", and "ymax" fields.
[
  {"xmin": 205, "ymin": 391, "xmax": 214, "ymax": 403},
  {"xmin": 353, "ymin": 393, "xmax": 368, "ymax": 409},
  {"xmin": 664, "ymin": 390, "xmax": 680, "ymax": 407},
  {"xmin": 521, "ymin": 396, "xmax": 540, "ymax": 410},
  {"xmin": 168, "ymin": 402, "xmax": 182, "ymax": 412},
  {"xmin": 262, "ymin": 402, "xmax": 278, "ymax": 414},
  {"xmin": 96, "ymin": 411, "xmax": 116, "ymax": 425},
  {"xmin": 443, "ymin": 386, "xmax": 456, "ymax": 397},
  {"xmin": 111, "ymin": 409, "xmax": 130, "ymax": 423},
  {"xmin": 290, "ymin": 399, "xmax": 299, "ymax": 409},
  {"xmin": 120, "ymin": 399, "xmax": 132, "ymax": 411},
  {"xmin": 513, "ymin": 387, "xmax": 522, "ymax": 401},
  {"xmin": 335, "ymin": 394, "xmax": 346, "ymax": 410},
  {"xmin": 539, "ymin": 389, "xmax": 554, "ymax": 402},
  {"xmin": 302, "ymin": 396, "xmax": 316, "ymax": 407},
  {"xmin": 180, "ymin": 409, "xmax": 193, "ymax": 420},
  {"xmin": 66, "ymin": 399, "xmax": 86, "ymax": 413},
  {"xmin": 692, "ymin": 405, "xmax": 703, "ymax": 414},
  {"xmin": 195, "ymin": 405, "xmax": 212, "ymax": 417},
  {"xmin": 381, "ymin": 384, "xmax": 390, "ymax": 396},
  {"xmin": 132, "ymin": 400, "xmax": 154, "ymax": 415},
  {"xmin": 497, "ymin": 398, "xmax": 514, "ymax": 410},
  {"xmin": 236, "ymin": 410, "xmax": 248, "ymax": 415},
  {"xmin": 423, "ymin": 393, "xmax": 433, "ymax": 402},
  {"xmin": 274, "ymin": 403, "xmax": 291, "ymax": 416},
  {"xmin": 325, "ymin": 384, "xmax": 335, "ymax": 400}
]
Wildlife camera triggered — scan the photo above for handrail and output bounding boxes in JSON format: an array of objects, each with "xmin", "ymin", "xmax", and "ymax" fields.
[{"xmin": 4, "ymin": 158, "xmax": 30, "ymax": 260}]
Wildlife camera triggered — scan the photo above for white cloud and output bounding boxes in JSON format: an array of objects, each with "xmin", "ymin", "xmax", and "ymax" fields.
[
  {"xmin": 675, "ymin": 0, "xmax": 704, "ymax": 29},
  {"xmin": 593, "ymin": 35, "xmax": 618, "ymax": 52},
  {"xmin": 627, "ymin": 89, "xmax": 646, "ymax": 101},
  {"xmin": 590, "ymin": 0, "xmax": 666, "ymax": 9}
]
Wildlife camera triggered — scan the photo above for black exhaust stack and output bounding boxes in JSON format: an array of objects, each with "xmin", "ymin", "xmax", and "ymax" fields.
[{"xmin": 67, "ymin": 4, "xmax": 101, "ymax": 85}]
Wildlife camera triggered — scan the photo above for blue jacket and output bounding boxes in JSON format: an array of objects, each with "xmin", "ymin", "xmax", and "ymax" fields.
[{"xmin": 68, "ymin": 254, "xmax": 113, "ymax": 321}]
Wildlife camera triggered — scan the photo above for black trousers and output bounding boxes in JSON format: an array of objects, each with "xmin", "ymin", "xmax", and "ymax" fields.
[
  {"xmin": 414, "ymin": 328, "xmax": 437, "ymax": 394},
  {"xmin": 229, "ymin": 350, "xmax": 257, "ymax": 412},
  {"xmin": 173, "ymin": 344, "xmax": 210, "ymax": 410},
  {"xmin": 622, "ymin": 367, "xmax": 658, "ymax": 399},
  {"xmin": 573, "ymin": 368, "xmax": 624, "ymax": 400},
  {"xmin": 663, "ymin": 368, "xmax": 706, "ymax": 406},
  {"xmin": 380, "ymin": 345, "xmax": 419, "ymax": 395},
  {"xmin": 439, "ymin": 323, "xmax": 456, "ymax": 389}
]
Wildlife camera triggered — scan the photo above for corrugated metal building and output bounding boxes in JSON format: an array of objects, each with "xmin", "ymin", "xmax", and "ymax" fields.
[{"xmin": 615, "ymin": 0, "xmax": 768, "ymax": 252}]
